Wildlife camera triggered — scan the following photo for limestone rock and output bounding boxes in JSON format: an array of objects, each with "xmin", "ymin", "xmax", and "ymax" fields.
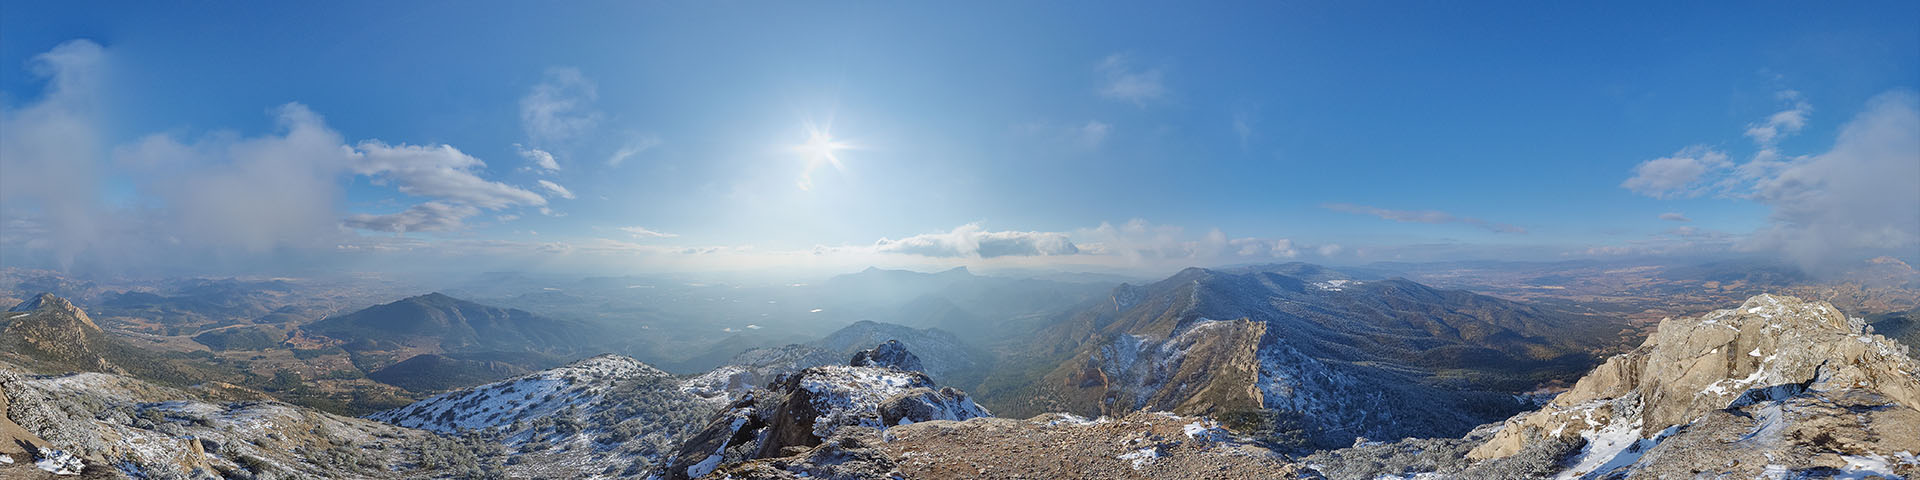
[{"xmin": 1469, "ymin": 294, "xmax": 1920, "ymax": 478}]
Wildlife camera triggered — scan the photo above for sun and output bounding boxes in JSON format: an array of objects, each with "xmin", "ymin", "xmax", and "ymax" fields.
[
  {"xmin": 792, "ymin": 122, "xmax": 856, "ymax": 190},
  {"xmin": 796, "ymin": 129, "xmax": 851, "ymax": 168}
]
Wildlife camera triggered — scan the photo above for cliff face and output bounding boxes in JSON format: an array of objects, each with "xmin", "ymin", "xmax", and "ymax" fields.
[{"xmin": 1470, "ymin": 294, "xmax": 1920, "ymax": 478}]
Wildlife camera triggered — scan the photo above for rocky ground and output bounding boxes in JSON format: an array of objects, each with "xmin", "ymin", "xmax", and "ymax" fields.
[{"xmin": 708, "ymin": 412, "xmax": 1309, "ymax": 479}]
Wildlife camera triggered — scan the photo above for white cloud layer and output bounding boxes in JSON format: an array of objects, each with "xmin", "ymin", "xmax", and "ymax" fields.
[
  {"xmin": 874, "ymin": 223, "xmax": 1080, "ymax": 258},
  {"xmin": 343, "ymin": 202, "xmax": 480, "ymax": 233}
]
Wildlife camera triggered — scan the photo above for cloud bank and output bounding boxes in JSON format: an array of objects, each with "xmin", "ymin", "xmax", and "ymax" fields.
[
  {"xmin": 874, "ymin": 223, "xmax": 1080, "ymax": 258},
  {"xmin": 1620, "ymin": 90, "xmax": 1920, "ymax": 269}
]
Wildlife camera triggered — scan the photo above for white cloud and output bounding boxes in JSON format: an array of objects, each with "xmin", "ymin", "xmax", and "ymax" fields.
[
  {"xmin": 520, "ymin": 67, "xmax": 601, "ymax": 146},
  {"xmin": 1097, "ymin": 54, "xmax": 1166, "ymax": 105},
  {"xmin": 619, "ymin": 226, "xmax": 678, "ymax": 238},
  {"xmin": 1744, "ymin": 90, "xmax": 1811, "ymax": 145},
  {"xmin": 874, "ymin": 223, "xmax": 1080, "ymax": 258},
  {"xmin": 515, "ymin": 144, "xmax": 560, "ymax": 173},
  {"xmin": 1322, "ymin": 203, "xmax": 1527, "ymax": 234},
  {"xmin": 343, "ymin": 202, "xmax": 480, "ymax": 233},
  {"xmin": 1067, "ymin": 219, "xmax": 1320, "ymax": 264},
  {"xmin": 353, "ymin": 142, "xmax": 547, "ymax": 209},
  {"xmin": 608, "ymin": 134, "xmax": 662, "ymax": 166},
  {"xmin": 0, "ymin": 40, "xmax": 568, "ymax": 272},
  {"xmin": 1619, "ymin": 145, "xmax": 1732, "ymax": 198},
  {"xmin": 1741, "ymin": 91, "xmax": 1920, "ymax": 269},
  {"xmin": 536, "ymin": 179, "xmax": 575, "ymax": 199},
  {"xmin": 0, "ymin": 40, "xmax": 108, "ymax": 267},
  {"xmin": 1616, "ymin": 90, "xmax": 1920, "ymax": 270},
  {"xmin": 114, "ymin": 103, "xmax": 356, "ymax": 252},
  {"xmin": 1659, "ymin": 212, "xmax": 1692, "ymax": 222}
]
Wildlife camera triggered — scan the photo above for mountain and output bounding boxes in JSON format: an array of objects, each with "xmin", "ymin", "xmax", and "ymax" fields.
[
  {"xmin": 0, "ymin": 293, "xmax": 241, "ymax": 387},
  {"xmin": 2, "ymin": 293, "xmax": 116, "ymax": 374},
  {"xmin": 0, "ymin": 360, "xmax": 499, "ymax": 479},
  {"xmin": 368, "ymin": 354, "xmax": 724, "ymax": 478},
  {"xmin": 304, "ymin": 292, "xmax": 602, "ymax": 366},
  {"xmin": 980, "ymin": 264, "xmax": 1634, "ymax": 449}
]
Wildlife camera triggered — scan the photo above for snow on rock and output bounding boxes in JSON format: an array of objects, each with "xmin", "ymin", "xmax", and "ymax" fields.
[
  {"xmin": 368, "ymin": 354, "xmax": 724, "ymax": 479},
  {"xmin": 658, "ymin": 343, "xmax": 990, "ymax": 480},
  {"xmin": 849, "ymin": 340, "xmax": 924, "ymax": 373},
  {"xmin": 369, "ymin": 354, "xmax": 674, "ymax": 433},
  {"xmin": 33, "ymin": 447, "xmax": 83, "ymax": 475},
  {"xmin": 793, "ymin": 366, "xmax": 988, "ymax": 439},
  {"xmin": 1470, "ymin": 294, "xmax": 1920, "ymax": 479}
]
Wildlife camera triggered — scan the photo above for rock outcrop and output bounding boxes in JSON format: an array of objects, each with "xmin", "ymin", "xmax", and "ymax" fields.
[
  {"xmin": 661, "ymin": 344, "xmax": 990, "ymax": 479},
  {"xmin": 1470, "ymin": 294, "xmax": 1920, "ymax": 478},
  {"xmin": 1, "ymin": 360, "xmax": 487, "ymax": 479},
  {"xmin": 849, "ymin": 339, "xmax": 924, "ymax": 372}
]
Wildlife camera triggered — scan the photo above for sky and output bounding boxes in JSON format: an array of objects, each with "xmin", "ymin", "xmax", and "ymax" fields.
[{"xmin": 2, "ymin": 1, "xmax": 1917, "ymax": 278}]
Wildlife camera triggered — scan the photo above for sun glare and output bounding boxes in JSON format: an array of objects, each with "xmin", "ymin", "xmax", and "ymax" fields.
[{"xmin": 793, "ymin": 123, "xmax": 855, "ymax": 190}]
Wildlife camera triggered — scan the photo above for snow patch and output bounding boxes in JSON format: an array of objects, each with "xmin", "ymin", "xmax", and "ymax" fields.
[
  {"xmin": 1117, "ymin": 446, "xmax": 1160, "ymax": 470},
  {"xmin": 34, "ymin": 447, "xmax": 84, "ymax": 476}
]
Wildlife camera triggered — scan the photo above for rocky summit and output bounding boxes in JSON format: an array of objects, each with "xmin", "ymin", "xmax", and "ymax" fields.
[
  {"xmin": 661, "ymin": 352, "xmax": 990, "ymax": 479},
  {"xmin": 1470, "ymin": 293, "xmax": 1919, "ymax": 478}
]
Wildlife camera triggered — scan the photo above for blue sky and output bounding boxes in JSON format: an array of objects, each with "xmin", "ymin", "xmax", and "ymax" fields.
[{"xmin": 2, "ymin": 1, "xmax": 1917, "ymax": 276}]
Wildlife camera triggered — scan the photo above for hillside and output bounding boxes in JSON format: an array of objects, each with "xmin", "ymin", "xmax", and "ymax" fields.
[
  {"xmin": 977, "ymin": 264, "xmax": 1635, "ymax": 449},
  {"xmin": 368, "ymin": 354, "xmax": 724, "ymax": 478},
  {"xmin": 0, "ymin": 293, "xmax": 245, "ymax": 388},
  {"xmin": 0, "ymin": 360, "xmax": 500, "ymax": 478}
]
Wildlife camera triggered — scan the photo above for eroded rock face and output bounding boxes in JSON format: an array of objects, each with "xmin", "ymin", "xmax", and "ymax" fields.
[
  {"xmin": 660, "ymin": 344, "xmax": 990, "ymax": 480},
  {"xmin": 1469, "ymin": 294, "xmax": 1920, "ymax": 478},
  {"xmin": 849, "ymin": 340, "xmax": 924, "ymax": 373}
]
